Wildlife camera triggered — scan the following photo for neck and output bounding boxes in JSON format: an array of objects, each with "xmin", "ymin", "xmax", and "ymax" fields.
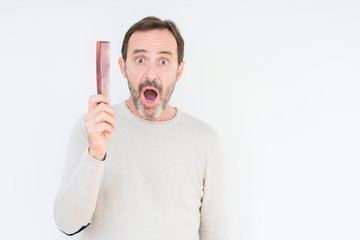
[{"xmin": 125, "ymin": 97, "xmax": 176, "ymax": 122}]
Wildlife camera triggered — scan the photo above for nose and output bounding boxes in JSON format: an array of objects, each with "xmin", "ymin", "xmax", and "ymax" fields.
[{"xmin": 144, "ymin": 61, "xmax": 158, "ymax": 81}]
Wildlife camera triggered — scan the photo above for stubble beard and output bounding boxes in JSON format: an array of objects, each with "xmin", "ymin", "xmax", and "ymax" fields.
[{"xmin": 126, "ymin": 74, "xmax": 177, "ymax": 120}]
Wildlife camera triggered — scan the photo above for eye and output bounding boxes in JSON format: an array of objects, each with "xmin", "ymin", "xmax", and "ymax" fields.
[
  {"xmin": 160, "ymin": 59, "xmax": 168, "ymax": 65},
  {"xmin": 136, "ymin": 57, "xmax": 144, "ymax": 64}
]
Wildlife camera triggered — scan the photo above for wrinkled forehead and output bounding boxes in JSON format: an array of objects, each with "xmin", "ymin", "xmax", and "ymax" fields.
[{"xmin": 127, "ymin": 29, "xmax": 177, "ymax": 56}]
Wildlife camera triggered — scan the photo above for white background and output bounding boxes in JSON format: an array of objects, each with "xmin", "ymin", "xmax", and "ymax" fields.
[{"xmin": 1, "ymin": 0, "xmax": 359, "ymax": 239}]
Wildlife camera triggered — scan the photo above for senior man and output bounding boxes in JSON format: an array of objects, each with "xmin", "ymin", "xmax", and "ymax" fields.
[{"xmin": 54, "ymin": 16, "xmax": 228, "ymax": 240}]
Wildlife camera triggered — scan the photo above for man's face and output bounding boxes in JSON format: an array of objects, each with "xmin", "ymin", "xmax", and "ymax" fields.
[{"xmin": 119, "ymin": 29, "xmax": 184, "ymax": 120}]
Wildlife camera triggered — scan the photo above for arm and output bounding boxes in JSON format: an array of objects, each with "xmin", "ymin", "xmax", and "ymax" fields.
[
  {"xmin": 54, "ymin": 95, "xmax": 115, "ymax": 235},
  {"xmin": 199, "ymin": 133, "xmax": 229, "ymax": 240},
  {"xmin": 53, "ymin": 114, "xmax": 106, "ymax": 235}
]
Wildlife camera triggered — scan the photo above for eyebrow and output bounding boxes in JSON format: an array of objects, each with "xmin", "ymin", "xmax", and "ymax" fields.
[
  {"xmin": 158, "ymin": 50, "xmax": 172, "ymax": 56},
  {"xmin": 132, "ymin": 49, "xmax": 173, "ymax": 56},
  {"xmin": 132, "ymin": 49, "xmax": 147, "ymax": 55}
]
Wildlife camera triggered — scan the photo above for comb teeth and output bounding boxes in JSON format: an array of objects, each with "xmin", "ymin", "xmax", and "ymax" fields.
[{"xmin": 96, "ymin": 41, "xmax": 110, "ymax": 96}]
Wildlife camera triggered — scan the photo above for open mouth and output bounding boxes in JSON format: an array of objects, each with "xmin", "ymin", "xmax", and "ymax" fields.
[{"xmin": 142, "ymin": 88, "xmax": 158, "ymax": 105}]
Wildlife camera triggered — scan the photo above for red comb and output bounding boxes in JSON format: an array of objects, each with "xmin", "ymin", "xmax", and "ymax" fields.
[{"xmin": 96, "ymin": 41, "xmax": 110, "ymax": 96}]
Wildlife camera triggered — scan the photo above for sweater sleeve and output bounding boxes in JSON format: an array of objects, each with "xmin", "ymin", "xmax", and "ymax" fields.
[
  {"xmin": 199, "ymin": 132, "xmax": 229, "ymax": 240},
  {"xmin": 53, "ymin": 115, "xmax": 106, "ymax": 235}
]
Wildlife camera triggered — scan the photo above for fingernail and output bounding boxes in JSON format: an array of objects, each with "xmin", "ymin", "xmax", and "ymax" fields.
[{"xmin": 106, "ymin": 97, "xmax": 111, "ymax": 101}]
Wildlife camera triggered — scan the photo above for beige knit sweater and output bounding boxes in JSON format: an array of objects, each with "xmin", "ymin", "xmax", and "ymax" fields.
[{"xmin": 54, "ymin": 101, "xmax": 228, "ymax": 240}]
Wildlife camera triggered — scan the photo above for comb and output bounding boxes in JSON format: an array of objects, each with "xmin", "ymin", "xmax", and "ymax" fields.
[{"xmin": 96, "ymin": 41, "xmax": 110, "ymax": 96}]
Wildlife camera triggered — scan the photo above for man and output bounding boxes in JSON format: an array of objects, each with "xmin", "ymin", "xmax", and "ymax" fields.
[{"xmin": 54, "ymin": 16, "xmax": 227, "ymax": 240}]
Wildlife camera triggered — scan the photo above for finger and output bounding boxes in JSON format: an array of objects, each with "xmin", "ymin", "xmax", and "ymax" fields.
[
  {"xmin": 94, "ymin": 111, "xmax": 115, "ymax": 129},
  {"xmin": 85, "ymin": 104, "xmax": 116, "ymax": 127},
  {"xmin": 86, "ymin": 102, "xmax": 116, "ymax": 121},
  {"xmin": 99, "ymin": 122, "xmax": 113, "ymax": 134},
  {"xmin": 92, "ymin": 122, "xmax": 113, "ymax": 134},
  {"xmin": 87, "ymin": 122, "xmax": 113, "ymax": 136},
  {"xmin": 86, "ymin": 111, "xmax": 116, "ymax": 129},
  {"xmin": 86, "ymin": 112, "xmax": 115, "ymax": 131},
  {"xmin": 88, "ymin": 94, "xmax": 111, "ymax": 112}
]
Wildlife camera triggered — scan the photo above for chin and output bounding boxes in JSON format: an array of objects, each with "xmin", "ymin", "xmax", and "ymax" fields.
[{"xmin": 138, "ymin": 101, "xmax": 165, "ymax": 120}]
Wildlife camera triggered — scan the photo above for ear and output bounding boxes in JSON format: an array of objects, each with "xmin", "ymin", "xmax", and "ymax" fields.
[
  {"xmin": 176, "ymin": 61, "xmax": 185, "ymax": 82},
  {"xmin": 118, "ymin": 57, "xmax": 126, "ymax": 78}
]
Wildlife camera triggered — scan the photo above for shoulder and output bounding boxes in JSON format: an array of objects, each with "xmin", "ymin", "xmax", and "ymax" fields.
[
  {"xmin": 179, "ymin": 111, "xmax": 225, "ymax": 168},
  {"xmin": 178, "ymin": 110, "xmax": 221, "ymax": 144}
]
